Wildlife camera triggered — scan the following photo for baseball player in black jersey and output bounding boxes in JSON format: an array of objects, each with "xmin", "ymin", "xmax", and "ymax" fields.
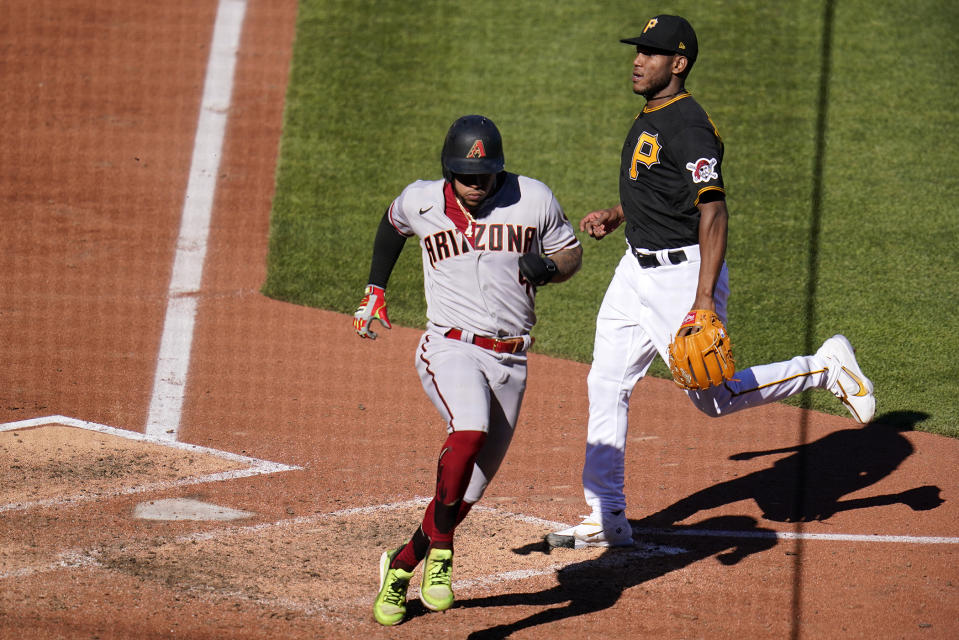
[{"xmin": 547, "ymin": 15, "xmax": 876, "ymax": 549}]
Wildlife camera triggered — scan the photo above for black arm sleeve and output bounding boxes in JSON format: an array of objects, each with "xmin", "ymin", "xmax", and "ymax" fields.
[{"xmin": 366, "ymin": 209, "xmax": 408, "ymax": 288}]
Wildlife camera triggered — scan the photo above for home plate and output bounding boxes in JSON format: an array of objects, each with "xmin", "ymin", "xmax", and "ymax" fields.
[{"xmin": 134, "ymin": 498, "xmax": 255, "ymax": 521}]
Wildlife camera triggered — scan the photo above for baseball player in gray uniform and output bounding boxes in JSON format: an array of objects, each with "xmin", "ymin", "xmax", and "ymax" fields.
[
  {"xmin": 546, "ymin": 15, "xmax": 876, "ymax": 550},
  {"xmin": 355, "ymin": 115, "xmax": 582, "ymax": 625}
]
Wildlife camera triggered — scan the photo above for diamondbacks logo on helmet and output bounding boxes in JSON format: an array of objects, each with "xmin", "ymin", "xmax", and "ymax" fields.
[
  {"xmin": 441, "ymin": 115, "xmax": 505, "ymax": 180},
  {"xmin": 466, "ymin": 139, "xmax": 487, "ymax": 159}
]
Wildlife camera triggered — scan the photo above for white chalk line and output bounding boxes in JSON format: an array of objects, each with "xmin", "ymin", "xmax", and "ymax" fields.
[
  {"xmin": 631, "ymin": 526, "xmax": 959, "ymax": 545},
  {"xmin": 471, "ymin": 505, "xmax": 959, "ymax": 546},
  {"xmin": 145, "ymin": 0, "xmax": 248, "ymax": 441},
  {"xmin": 0, "ymin": 415, "xmax": 300, "ymax": 514},
  {"xmin": 0, "ymin": 551, "xmax": 100, "ymax": 581}
]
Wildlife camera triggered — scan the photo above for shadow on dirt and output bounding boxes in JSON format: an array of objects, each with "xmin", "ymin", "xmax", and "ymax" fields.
[
  {"xmin": 642, "ymin": 410, "xmax": 943, "ymax": 524},
  {"xmin": 457, "ymin": 411, "xmax": 943, "ymax": 638},
  {"xmin": 459, "ymin": 515, "xmax": 777, "ymax": 639}
]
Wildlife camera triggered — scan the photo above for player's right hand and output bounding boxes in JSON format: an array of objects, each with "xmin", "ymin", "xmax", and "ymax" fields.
[
  {"xmin": 353, "ymin": 284, "xmax": 391, "ymax": 339},
  {"xmin": 580, "ymin": 206, "xmax": 624, "ymax": 239}
]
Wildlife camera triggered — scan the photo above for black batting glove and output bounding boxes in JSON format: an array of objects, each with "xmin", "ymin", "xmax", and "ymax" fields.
[{"xmin": 518, "ymin": 253, "xmax": 557, "ymax": 287}]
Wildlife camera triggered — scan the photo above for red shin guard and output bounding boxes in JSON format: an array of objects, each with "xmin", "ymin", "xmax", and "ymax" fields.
[
  {"xmin": 425, "ymin": 430, "xmax": 486, "ymax": 546},
  {"xmin": 393, "ymin": 431, "xmax": 487, "ymax": 570}
]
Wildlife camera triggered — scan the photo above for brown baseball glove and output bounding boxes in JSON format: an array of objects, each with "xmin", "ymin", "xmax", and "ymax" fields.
[{"xmin": 667, "ymin": 309, "xmax": 736, "ymax": 390}]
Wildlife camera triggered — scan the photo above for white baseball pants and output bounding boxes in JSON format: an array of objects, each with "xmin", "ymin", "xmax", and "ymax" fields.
[
  {"xmin": 415, "ymin": 330, "xmax": 528, "ymax": 504},
  {"xmin": 582, "ymin": 247, "xmax": 829, "ymax": 515}
]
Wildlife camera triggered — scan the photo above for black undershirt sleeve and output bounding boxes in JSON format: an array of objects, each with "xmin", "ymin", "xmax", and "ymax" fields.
[{"xmin": 366, "ymin": 209, "xmax": 408, "ymax": 288}]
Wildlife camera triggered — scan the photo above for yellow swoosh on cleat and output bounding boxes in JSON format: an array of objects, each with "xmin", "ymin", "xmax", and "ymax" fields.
[{"xmin": 843, "ymin": 367, "xmax": 869, "ymax": 397}]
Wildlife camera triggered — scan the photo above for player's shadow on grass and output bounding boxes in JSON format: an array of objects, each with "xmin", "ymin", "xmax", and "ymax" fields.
[
  {"xmin": 642, "ymin": 410, "xmax": 943, "ymax": 525},
  {"xmin": 458, "ymin": 515, "xmax": 777, "ymax": 639}
]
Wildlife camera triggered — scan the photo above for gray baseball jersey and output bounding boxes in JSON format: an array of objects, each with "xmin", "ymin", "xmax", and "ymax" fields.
[{"xmin": 387, "ymin": 173, "xmax": 579, "ymax": 338}]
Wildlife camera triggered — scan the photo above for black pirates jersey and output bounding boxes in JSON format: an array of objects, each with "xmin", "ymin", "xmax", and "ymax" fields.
[{"xmin": 619, "ymin": 93, "xmax": 725, "ymax": 251}]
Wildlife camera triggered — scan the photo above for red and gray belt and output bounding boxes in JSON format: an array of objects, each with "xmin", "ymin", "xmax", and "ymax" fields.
[{"xmin": 444, "ymin": 328, "xmax": 532, "ymax": 354}]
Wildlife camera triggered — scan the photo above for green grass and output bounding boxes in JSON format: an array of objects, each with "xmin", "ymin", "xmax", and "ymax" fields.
[{"xmin": 263, "ymin": 0, "xmax": 959, "ymax": 438}]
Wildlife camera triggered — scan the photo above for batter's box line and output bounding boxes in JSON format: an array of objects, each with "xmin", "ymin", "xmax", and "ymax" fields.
[{"xmin": 0, "ymin": 414, "xmax": 301, "ymax": 514}]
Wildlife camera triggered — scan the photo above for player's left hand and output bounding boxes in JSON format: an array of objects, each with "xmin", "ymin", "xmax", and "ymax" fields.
[
  {"xmin": 667, "ymin": 309, "xmax": 735, "ymax": 390},
  {"xmin": 676, "ymin": 298, "xmax": 716, "ymax": 337},
  {"xmin": 353, "ymin": 284, "xmax": 391, "ymax": 339}
]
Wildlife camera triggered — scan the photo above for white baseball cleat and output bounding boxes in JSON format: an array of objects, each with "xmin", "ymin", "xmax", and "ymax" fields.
[
  {"xmin": 816, "ymin": 334, "xmax": 875, "ymax": 424},
  {"xmin": 546, "ymin": 511, "xmax": 634, "ymax": 549}
]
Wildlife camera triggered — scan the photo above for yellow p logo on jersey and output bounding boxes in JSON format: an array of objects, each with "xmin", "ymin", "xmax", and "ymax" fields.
[{"xmin": 629, "ymin": 131, "xmax": 661, "ymax": 178}]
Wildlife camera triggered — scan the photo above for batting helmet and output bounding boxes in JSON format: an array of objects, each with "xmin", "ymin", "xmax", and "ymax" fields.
[{"xmin": 441, "ymin": 115, "xmax": 505, "ymax": 182}]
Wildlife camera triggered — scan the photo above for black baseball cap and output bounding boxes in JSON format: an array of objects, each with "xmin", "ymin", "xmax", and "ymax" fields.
[{"xmin": 620, "ymin": 15, "xmax": 698, "ymax": 64}]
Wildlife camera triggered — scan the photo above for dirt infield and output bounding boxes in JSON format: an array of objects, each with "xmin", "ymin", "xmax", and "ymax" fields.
[{"xmin": 1, "ymin": 1, "xmax": 956, "ymax": 638}]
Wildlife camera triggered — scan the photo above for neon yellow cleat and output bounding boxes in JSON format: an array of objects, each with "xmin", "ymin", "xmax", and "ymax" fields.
[
  {"xmin": 373, "ymin": 548, "xmax": 412, "ymax": 626},
  {"xmin": 419, "ymin": 547, "xmax": 454, "ymax": 612}
]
